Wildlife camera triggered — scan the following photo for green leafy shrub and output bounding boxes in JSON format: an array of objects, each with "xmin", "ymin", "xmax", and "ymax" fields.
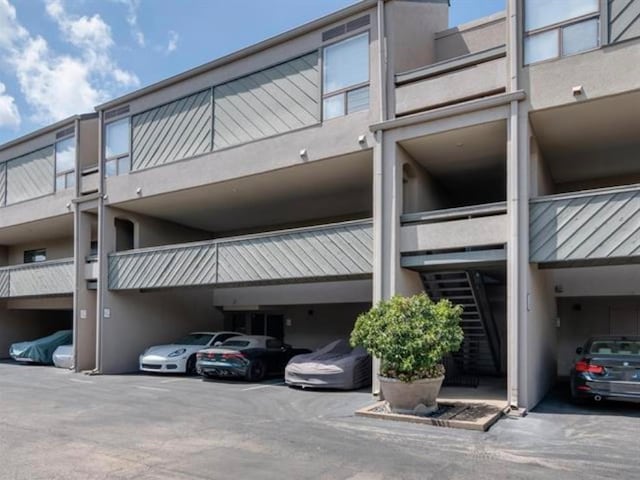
[{"xmin": 350, "ymin": 293, "xmax": 464, "ymax": 382}]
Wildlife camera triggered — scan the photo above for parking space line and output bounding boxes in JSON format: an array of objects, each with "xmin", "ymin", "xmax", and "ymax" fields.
[
  {"xmin": 68, "ymin": 378, "xmax": 94, "ymax": 384},
  {"xmin": 241, "ymin": 382, "xmax": 285, "ymax": 392},
  {"xmin": 136, "ymin": 385, "xmax": 170, "ymax": 392},
  {"xmin": 160, "ymin": 378, "xmax": 189, "ymax": 384}
]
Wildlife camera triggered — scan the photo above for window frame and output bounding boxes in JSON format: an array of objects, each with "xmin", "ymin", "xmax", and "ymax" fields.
[
  {"xmin": 54, "ymin": 133, "xmax": 76, "ymax": 192},
  {"xmin": 524, "ymin": 7, "xmax": 601, "ymax": 65},
  {"xmin": 104, "ymin": 116, "xmax": 131, "ymax": 177},
  {"xmin": 24, "ymin": 248, "xmax": 47, "ymax": 264},
  {"xmin": 321, "ymin": 31, "xmax": 370, "ymax": 121}
]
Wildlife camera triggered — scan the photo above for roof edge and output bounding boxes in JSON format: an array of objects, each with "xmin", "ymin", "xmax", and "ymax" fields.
[
  {"xmin": 96, "ymin": 0, "xmax": 378, "ymax": 111},
  {"xmin": 0, "ymin": 113, "xmax": 98, "ymax": 153}
]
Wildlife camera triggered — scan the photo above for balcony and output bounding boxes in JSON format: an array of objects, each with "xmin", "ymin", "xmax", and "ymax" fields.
[
  {"xmin": 395, "ymin": 46, "xmax": 507, "ymax": 116},
  {"xmin": 0, "ymin": 259, "xmax": 75, "ymax": 298},
  {"xmin": 108, "ymin": 220, "xmax": 373, "ymax": 290},
  {"xmin": 400, "ymin": 203, "xmax": 508, "ymax": 269},
  {"xmin": 80, "ymin": 165, "xmax": 99, "ymax": 195},
  {"xmin": 530, "ymin": 185, "xmax": 640, "ymax": 266}
]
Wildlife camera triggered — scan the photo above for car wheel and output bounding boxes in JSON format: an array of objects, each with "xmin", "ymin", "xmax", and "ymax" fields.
[
  {"xmin": 246, "ymin": 360, "xmax": 266, "ymax": 382},
  {"xmin": 185, "ymin": 355, "xmax": 197, "ymax": 376}
]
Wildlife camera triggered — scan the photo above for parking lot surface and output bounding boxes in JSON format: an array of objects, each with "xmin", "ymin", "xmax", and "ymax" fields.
[{"xmin": 1, "ymin": 362, "xmax": 639, "ymax": 480}]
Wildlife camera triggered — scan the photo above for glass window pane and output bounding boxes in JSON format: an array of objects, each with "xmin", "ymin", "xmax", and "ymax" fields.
[
  {"xmin": 562, "ymin": 19, "xmax": 599, "ymax": 56},
  {"xmin": 105, "ymin": 118, "xmax": 130, "ymax": 158},
  {"xmin": 117, "ymin": 156, "xmax": 131, "ymax": 175},
  {"xmin": 525, "ymin": 0, "xmax": 599, "ymax": 31},
  {"xmin": 55, "ymin": 175, "xmax": 66, "ymax": 191},
  {"xmin": 24, "ymin": 249, "xmax": 46, "ymax": 263},
  {"xmin": 105, "ymin": 159, "xmax": 117, "ymax": 177},
  {"xmin": 55, "ymin": 137, "xmax": 76, "ymax": 174},
  {"xmin": 66, "ymin": 172, "xmax": 76, "ymax": 189},
  {"xmin": 323, "ymin": 94, "xmax": 345, "ymax": 120},
  {"xmin": 347, "ymin": 86, "xmax": 369, "ymax": 114},
  {"xmin": 323, "ymin": 33, "xmax": 369, "ymax": 94},
  {"xmin": 525, "ymin": 29, "xmax": 559, "ymax": 64}
]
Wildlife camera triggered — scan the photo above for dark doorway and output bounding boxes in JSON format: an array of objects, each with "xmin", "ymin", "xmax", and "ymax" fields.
[{"xmin": 115, "ymin": 218, "xmax": 134, "ymax": 252}]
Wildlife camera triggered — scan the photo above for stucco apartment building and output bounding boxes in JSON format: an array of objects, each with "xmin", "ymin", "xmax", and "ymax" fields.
[{"xmin": 0, "ymin": 0, "xmax": 639, "ymax": 412}]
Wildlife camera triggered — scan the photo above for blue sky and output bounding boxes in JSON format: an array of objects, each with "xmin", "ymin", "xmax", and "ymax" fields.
[{"xmin": 0, "ymin": 0, "xmax": 505, "ymax": 144}]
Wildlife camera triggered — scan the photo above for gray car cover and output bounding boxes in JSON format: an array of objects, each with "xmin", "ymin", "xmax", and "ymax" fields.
[
  {"xmin": 52, "ymin": 345, "xmax": 74, "ymax": 369},
  {"xmin": 285, "ymin": 339, "xmax": 372, "ymax": 390}
]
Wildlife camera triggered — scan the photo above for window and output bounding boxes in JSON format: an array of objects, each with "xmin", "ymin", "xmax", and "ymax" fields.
[
  {"xmin": 524, "ymin": 0, "xmax": 599, "ymax": 65},
  {"xmin": 322, "ymin": 32, "xmax": 369, "ymax": 120},
  {"xmin": 55, "ymin": 136, "xmax": 76, "ymax": 191},
  {"xmin": 24, "ymin": 249, "xmax": 46, "ymax": 264},
  {"xmin": 105, "ymin": 117, "xmax": 130, "ymax": 177}
]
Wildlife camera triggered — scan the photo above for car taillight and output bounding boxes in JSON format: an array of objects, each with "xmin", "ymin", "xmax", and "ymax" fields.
[
  {"xmin": 575, "ymin": 360, "xmax": 604, "ymax": 374},
  {"xmin": 222, "ymin": 353, "xmax": 244, "ymax": 360}
]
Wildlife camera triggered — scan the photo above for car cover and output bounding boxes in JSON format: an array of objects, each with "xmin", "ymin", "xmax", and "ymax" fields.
[
  {"xmin": 285, "ymin": 339, "xmax": 372, "ymax": 390},
  {"xmin": 52, "ymin": 345, "xmax": 74, "ymax": 369},
  {"xmin": 9, "ymin": 330, "xmax": 73, "ymax": 364}
]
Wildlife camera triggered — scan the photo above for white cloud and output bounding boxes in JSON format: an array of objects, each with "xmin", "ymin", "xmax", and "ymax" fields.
[
  {"xmin": 110, "ymin": 0, "xmax": 145, "ymax": 47},
  {"xmin": 0, "ymin": 81, "xmax": 20, "ymax": 128},
  {"xmin": 46, "ymin": 0, "xmax": 113, "ymax": 49},
  {"xmin": 0, "ymin": 0, "xmax": 139, "ymax": 124},
  {"xmin": 0, "ymin": 0, "xmax": 26, "ymax": 48},
  {"xmin": 166, "ymin": 30, "xmax": 179, "ymax": 54}
]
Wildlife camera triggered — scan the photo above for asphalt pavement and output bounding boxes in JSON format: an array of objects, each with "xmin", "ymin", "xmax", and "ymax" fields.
[{"xmin": 0, "ymin": 362, "xmax": 639, "ymax": 480}]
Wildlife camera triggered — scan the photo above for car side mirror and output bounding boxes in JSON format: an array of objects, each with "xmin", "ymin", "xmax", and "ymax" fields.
[
  {"xmin": 576, "ymin": 346, "xmax": 583, "ymax": 355},
  {"xmin": 214, "ymin": 341, "xmax": 222, "ymax": 347}
]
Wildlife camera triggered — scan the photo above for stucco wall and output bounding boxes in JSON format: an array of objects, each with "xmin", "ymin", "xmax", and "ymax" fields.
[
  {"xmin": 281, "ymin": 303, "xmax": 370, "ymax": 350},
  {"xmin": 7, "ymin": 237, "xmax": 74, "ymax": 266},
  {"xmin": 386, "ymin": 0, "xmax": 448, "ymax": 74},
  {"xmin": 435, "ymin": 13, "xmax": 506, "ymax": 62},
  {"xmin": 99, "ymin": 288, "xmax": 224, "ymax": 373},
  {"xmin": 522, "ymin": 265, "xmax": 557, "ymax": 409}
]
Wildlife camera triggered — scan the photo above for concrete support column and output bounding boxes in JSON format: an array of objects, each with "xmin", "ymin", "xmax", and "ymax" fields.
[{"xmin": 372, "ymin": 132, "xmax": 427, "ymax": 393}]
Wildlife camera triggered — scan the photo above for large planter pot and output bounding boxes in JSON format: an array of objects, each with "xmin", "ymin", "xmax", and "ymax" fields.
[{"xmin": 379, "ymin": 375, "xmax": 444, "ymax": 414}]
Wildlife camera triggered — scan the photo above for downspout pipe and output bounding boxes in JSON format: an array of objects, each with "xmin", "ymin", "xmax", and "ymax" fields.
[
  {"xmin": 94, "ymin": 109, "xmax": 104, "ymax": 374},
  {"xmin": 372, "ymin": 0, "xmax": 387, "ymax": 394}
]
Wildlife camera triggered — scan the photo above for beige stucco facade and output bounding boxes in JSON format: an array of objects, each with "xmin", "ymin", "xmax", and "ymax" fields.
[{"xmin": 0, "ymin": 0, "xmax": 639, "ymax": 413}]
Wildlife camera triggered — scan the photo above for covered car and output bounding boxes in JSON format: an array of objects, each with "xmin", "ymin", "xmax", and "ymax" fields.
[
  {"xmin": 139, "ymin": 332, "xmax": 241, "ymax": 374},
  {"xmin": 196, "ymin": 336, "xmax": 311, "ymax": 381},
  {"xmin": 52, "ymin": 345, "xmax": 74, "ymax": 369},
  {"xmin": 285, "ymin": 339, "xmax": 372, "ymax": 390},
  {"xmin": 9, "ymin": 330, "xmax": 73, "ymax": 364}
]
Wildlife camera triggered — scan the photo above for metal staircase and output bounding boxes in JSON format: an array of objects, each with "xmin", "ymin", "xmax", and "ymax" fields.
[{"xmin": 421, "ymin": 271, "xmax": 501, "ymax": 377}]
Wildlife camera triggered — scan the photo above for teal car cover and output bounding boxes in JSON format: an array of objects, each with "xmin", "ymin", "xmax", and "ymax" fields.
[{"xmin": 9, "ymin": 330, "xmax": 73, "ymax": 364}]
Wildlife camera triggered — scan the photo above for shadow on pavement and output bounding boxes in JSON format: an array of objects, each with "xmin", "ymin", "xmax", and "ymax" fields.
[{"xmin": 532, "ymin": 381, "xmax": 640, "ymax": 418}]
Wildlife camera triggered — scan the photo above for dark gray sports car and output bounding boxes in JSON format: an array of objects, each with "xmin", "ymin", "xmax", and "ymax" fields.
[
  {"xmin": 196, "ymin": 336, "xmax": 310, "ymax": 381},
  {"xmin": 571, "ymin": 336, "xmax": 640, "ymax": 403}
]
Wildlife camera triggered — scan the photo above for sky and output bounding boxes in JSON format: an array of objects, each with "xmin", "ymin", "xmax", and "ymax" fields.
[{"xmin": 0, "ymin": 0, "xmax": 505, "ymax": 144}]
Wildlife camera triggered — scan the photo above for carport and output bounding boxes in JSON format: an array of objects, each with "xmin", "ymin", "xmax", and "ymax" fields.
[
  {"xmin": 0, "ymin": 216, "xmax": 77, "ymax": 365},
  {"xmin": 0, "ymin": 298, "xmax": 73, "ymax": 362},
  {"xmin": 213, "ymin": 280, "xmax": 372, "ymax": 352},
  {"xmin": 99, "ymin": 218, "xmax": 373, "ymax": 374},
  {"xmin": 551, "ymin": 265, "xmax": 640, "ymax": 379}
]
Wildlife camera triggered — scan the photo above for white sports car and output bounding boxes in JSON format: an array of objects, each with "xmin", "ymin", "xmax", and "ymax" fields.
[{"xmin": 139, "ymin": 332, "xmax": 241, "ymax": 374}]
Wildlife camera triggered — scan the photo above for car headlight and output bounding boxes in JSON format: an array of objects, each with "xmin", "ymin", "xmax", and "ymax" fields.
[{"xmin": 168, "ymin": 348, "xmax": 187, "ymax": 358}]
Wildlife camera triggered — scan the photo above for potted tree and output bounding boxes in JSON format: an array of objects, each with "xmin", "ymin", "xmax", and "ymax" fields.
[{"xmin": 351, "ymin": 293, "xmax": 464, "ymax": 414}]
